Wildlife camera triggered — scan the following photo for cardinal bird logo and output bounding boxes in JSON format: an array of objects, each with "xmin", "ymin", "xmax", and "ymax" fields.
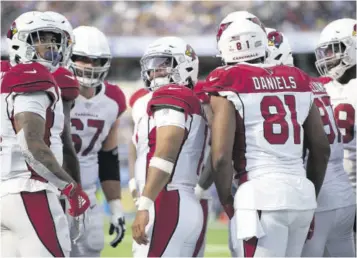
[
  {"xmin": 268, "ymin": 31, "xmax": 284, "ymax": 48},
  {"xmin": 7, "ymin": 22, "xmax": 17, "ymax": 39},
  {"xmin": 185, "ymin": 44, "xmax": 197, "ymax": 60}
]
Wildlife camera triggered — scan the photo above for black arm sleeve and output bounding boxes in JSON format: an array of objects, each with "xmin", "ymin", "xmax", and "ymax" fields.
[{"xmin": 98, "ymin": 147, "xmax": 120, "ymax": 182}]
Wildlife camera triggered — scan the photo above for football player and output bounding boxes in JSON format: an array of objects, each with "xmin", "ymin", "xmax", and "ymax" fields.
[
  {"xmin": 265, "ymin": 26, "xmax": 356, "ymax": 257},
  {"xmin": 131, "ymin": 36, "xmax": 209, "ymax": 257},
  {"xmin": 303, "ymin": 19, "xmax": 357, "ymax": 256},
  {"xmin": 128, "ymin": 80, "xmax": 212, "ymax": 257},
  {"xmin": 203, "ymin": 19, "xmax": 330, "ymax": 257},
  {"xmin": 67, "ymin": 25, "xmax": 127, "ymax": 256},
  {"xmin": 315, "ymin": 18, "xmax": 357, "ymax": 197},
  {"xmin": 214, "ymin": 11, "xmax": 266, "ymax": 257},
  {"xmin": 0, "ymin": 11, "xmax": 89, "ymax": 257}
]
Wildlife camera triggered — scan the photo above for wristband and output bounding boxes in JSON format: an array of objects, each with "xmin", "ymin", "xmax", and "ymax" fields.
[
  {"xmin": 137, "ymin": 196, "xmax": 154, "ymax": 211},
  {"xmin": 108, "ymin": 199, "xmax": 123, "ymax": 215}
]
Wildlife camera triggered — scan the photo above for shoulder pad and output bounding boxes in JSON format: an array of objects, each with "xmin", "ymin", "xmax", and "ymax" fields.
[
  {"xmin": 147, "ymin": 84, "xmax": 202, "ymax": 116},
  {"xmin": 1, "ymin": 63, "xmax": 57, "ymax": 95},
  {"xmin": 314, "ymin": 76, "xmax": 333, "ymax": 85},
  {"xmin": 104, "ymin": 81, "xmax": 127, "ymax": 117},
  {"xmin": 203, "ymin": 65, "xmax": 238, "ymax": 94},
  {"xmin": 52, "ymin": 67, "xmax": 79, "ymax": 101},
  {"xmin": 194, "ymin": 80, "xmax": 210, "ymax": 104},
  {"xmin": 129, "ymin": 88, "xmax": 149, "ymax": 108}
]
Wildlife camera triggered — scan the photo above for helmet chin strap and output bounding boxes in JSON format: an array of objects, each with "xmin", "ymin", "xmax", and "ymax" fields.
[{"xmin": 149, "ymin": 77, "xmax": 171, "ymax": 91}]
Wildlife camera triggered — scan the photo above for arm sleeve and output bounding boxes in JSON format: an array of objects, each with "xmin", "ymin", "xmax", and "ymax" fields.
[
  {"xmin": 153, "ymin": 108, "xmax": 187, "ymax": 129},
  {"xmin": 13, "ymin": 92, "xmax": 51, "ymax": 119}
]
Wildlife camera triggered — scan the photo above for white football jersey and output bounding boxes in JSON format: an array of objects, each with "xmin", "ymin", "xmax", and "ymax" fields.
[
  {"xmin": 132, "ymin": 85, "xmax": 208, "ymax": 194},
  {"xmin": 325, "ymin": 78, "xmax": 357, "ymax": 191},
  {"xmin": 70, "ymin": 81, "xmax": 126, "ymax": 196},
  {"xmin": 205, "ymin": 64, "xmax": 317, "ymax": 210},
  {"xmin": 1, "ymin": 62, "xmax": 63, "ymax": 196},
  {"xmin": 309, "ymin": 79, "xmax": 355, "ymax": 211}
]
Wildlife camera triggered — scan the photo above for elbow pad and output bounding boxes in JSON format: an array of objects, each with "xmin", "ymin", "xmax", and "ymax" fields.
[{"xmin": 98, "ymin": 148, "xmax": 120, "ymax": 182}]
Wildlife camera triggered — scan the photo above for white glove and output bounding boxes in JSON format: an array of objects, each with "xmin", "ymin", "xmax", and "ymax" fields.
[{"xmin": 108, "ymin": 199, "xmax": 126, "ymax": 247}]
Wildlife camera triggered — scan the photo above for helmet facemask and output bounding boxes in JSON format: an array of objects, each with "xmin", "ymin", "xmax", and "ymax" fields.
[
  {"xmin": 140, "ymin": 53, "xmax": 184, "ymax": 91},
  {"xmin": 17, "ymin": 28, "xmax": 68, "ymax": 71},
  {"xmin": 70, "ymin": 55, "xmax": 111, "ymax": 88},
  {"xmin": 315, "ymin": 37, "xmax": 354, "ymax": 79}
]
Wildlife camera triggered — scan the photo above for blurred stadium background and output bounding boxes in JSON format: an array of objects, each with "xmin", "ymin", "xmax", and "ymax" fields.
[{"xmin": 1, "ymin": 1, "xmax": 356, "ymax": 256}]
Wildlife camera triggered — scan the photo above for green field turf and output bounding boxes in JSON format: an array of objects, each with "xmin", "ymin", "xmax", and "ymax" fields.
[{"xmin": 101, "ymin": 221, "xmax": 231, "ymax": 257}]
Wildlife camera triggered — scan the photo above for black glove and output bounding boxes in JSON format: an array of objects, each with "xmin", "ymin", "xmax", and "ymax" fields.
[{"xmin": 109, "ymin": 217, "xmax": 126, "ymax": 247}]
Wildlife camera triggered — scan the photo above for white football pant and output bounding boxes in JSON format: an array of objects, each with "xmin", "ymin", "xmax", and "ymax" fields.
[
  {"xmin": 302, "ymin": 205, "xmax": 356, "ymax": 257},
  {"xmin": 1, "ymin": 191, "xmax": 71, "ymax": 257},
  {"xmin": 132, "ymin": 189, "xmax": 203, "ymax": 257},
  {"xmin": 235, "ymin": 209, "xmax": 314, "ymax": 257}
]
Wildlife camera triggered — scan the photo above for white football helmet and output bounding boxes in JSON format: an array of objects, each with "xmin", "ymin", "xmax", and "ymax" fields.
[
  {"xmin": 265, "ymin": 27, "xmax": 294, "ymax": 66},
  {"xmin": 69, "ymin": 26, "xmax": 111, "ymax": 88},
  {"xmin": 218, "ymin": 19, "xmax": 268, "ymax": 64},
  {"xmin": 140, "ymin": 36, "xmax": 199, "ymax": 91},
  {"xmin": 216, "ymin": 11, "xmax": 266, "ymax": 43},
  {"xmin": 6, "ymin": 11, "xmax": 71, "ymax": 72},
  {"xmin": 315, "ymin": 18, "xmax": 357, "ymax": 79},
  {"xmin": 44, "ymin": 11, "xmax": 75, "ymax": 67}
]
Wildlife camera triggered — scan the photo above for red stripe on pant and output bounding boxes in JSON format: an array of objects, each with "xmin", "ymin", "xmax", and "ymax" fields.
[
  {"xmin": 148, "ymin": 190, "xmax": 180, "ymax": 257},
  {"xmin": 243, "ymin": 210, "xmax": 262, "ymax": 257},
  {"xmin": 21, "ymin": 191, "xmax": 65, "ymax": 257},
  {"xmin": 193, "ymin": 199, "xmax": 209, "ymax": 257}
]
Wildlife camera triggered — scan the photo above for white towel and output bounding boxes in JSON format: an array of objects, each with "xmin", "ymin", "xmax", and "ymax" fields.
[{"xmin": 235, "ymin": 209, "xmax": 266, "ymax": 241}]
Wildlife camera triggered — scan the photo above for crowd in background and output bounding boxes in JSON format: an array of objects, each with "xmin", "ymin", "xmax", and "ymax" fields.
[{"xmin": 2, "ymin": 1, "xmax": 356, "ymax": 36}]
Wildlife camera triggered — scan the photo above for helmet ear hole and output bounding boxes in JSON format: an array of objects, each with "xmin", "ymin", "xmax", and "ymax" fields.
[
  {"xmin": 186, "ymin": 67, "xmax": 193, "ymax": 72},
  {"xmin": 274, "ymin": 54, "xmax": 283, "ymax": 60}
]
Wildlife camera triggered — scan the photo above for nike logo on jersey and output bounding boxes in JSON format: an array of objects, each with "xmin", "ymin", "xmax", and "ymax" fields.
[
  {"xmin": 23, "ymin": 69, "xmax": 37, "ymax": 74},
  {"xmin": 209, "ymin": 77, "xmax": 219, "ymax": 82},
  {"xmin": 65, "ymin": 74, "xmax": 76, "ymax": 80}
]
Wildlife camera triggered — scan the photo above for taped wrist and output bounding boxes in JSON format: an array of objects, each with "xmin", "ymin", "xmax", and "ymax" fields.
[
  {"xmin": 98, "ymin": 148, "xmax": 120, "ymax": 182},
  {"xmin": 137, "ymin": 196, "xmax": 154, "ymax": 211}
]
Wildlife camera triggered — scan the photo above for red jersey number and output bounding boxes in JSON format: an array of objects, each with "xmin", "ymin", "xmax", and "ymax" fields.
[
  {"xmin": 334, "ymin": 103, "xmax": 355, "ymax": 143},
  {"xmin": 71, "ymin": 118, "xmax": 105, "ymax": 156},
  {"xmin": 260, "ymin": 95, "xmax": 301, "ymax": 145}
]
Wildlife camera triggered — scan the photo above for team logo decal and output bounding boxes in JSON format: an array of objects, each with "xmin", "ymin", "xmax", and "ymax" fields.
[
  {"xmin": 185, "ymin": 44, "xmax": 197, "ymax": 60},
  {"xmin": 268, "ymin": 31, "xmax": 284, "ymax": 48}
]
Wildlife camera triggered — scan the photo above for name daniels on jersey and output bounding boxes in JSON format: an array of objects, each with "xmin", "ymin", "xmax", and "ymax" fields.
[
  {"xmin": 252, "ymin": 76, "xmax": 296, "ymax": 90},
  {"xmin": 74, "ymin": 112, "xmax": 98, "ymax": 118}
]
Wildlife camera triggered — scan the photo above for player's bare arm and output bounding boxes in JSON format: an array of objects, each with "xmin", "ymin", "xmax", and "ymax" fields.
[
  {"xmin": 198, "ymin": 151, "xmax": 214, "ymax": 190},
  {"xmin": 61, "ymin": 99, "xmax": 81, "ymax": 183},
  {"xmin": 196, "ymin": 103, "xmax": 214, "ymax": 193},
  {"xmin": 132, "ymin": 116, "xmax": 186, "ymax": 245},
  {"xmin": 303, "ymin": 103, "xmax": 330, "ymax": 197},
  {"xmin": 143, "ymin": 123, "xmax": 185, "ymax": 202},
  {"xmin": 14, "ymin": 111, "xmax": 75, "ymax": 188},
  {"xmin": 210, "ymin": 95, "xmax": 236, "ymax": 218}
]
